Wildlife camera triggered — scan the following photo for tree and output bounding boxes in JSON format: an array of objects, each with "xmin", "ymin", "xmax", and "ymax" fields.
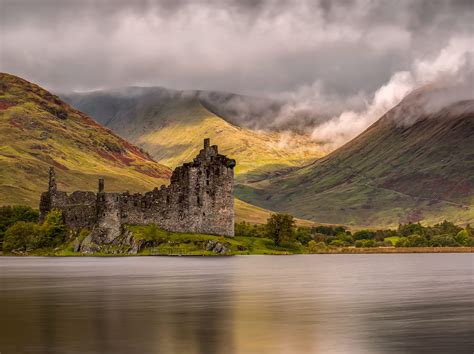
[{"xmin": 266, "ymin": 213, "xmax": 295, "ymax": 246}]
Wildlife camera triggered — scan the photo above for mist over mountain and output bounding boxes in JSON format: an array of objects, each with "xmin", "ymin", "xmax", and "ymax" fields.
[
  {"xmin": 63, "ymin": 87, "xmax": 325, "ymax": 182},
  {"xmin": 236, "ymin": 85, "xmax": 474, "ymax": 227}
]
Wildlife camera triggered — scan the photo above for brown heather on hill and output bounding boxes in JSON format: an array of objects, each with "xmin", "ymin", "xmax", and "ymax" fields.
[
  {"xmin": 237, "ymin": 86, "xmax": 474, "ymax": 227},
  {"xmin": 0, "ymin": 73, "xmax": 172, "ymax": 206}
]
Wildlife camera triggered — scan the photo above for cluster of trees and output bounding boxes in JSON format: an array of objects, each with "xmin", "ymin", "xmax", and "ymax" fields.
[
  {"xmin": 235, "ymin": 214, "xmax": 473, "ymax": 248},
  {"xmin": 394, "ymin": 221, "xmax": 471, "ymax": 247},
  {"xmin": 0, "ymin": 206, "xmax": 66, "ymax": 253}
]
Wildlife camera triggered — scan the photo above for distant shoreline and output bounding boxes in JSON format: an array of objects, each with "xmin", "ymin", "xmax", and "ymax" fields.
[{"xmin": 310, "ymin": 247, "xmax": 473, "ymax": 254}]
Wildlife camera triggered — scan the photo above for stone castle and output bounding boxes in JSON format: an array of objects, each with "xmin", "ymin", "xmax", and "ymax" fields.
[{"xmin": 40, "ymin": 139, "xmax": 236, "ymax": 240}]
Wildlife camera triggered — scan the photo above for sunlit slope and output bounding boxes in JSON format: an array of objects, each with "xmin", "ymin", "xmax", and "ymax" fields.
[
  {"xmin": 236, "ymin": 87, "xmax": 474, "ymax": 227},
  {"xmin": 0, "ymin": 73, "xmax": 171, "ymax": 207},
  {"xmin": 64, "ymin": 88, "xmax": 324, "ymax": 182}
]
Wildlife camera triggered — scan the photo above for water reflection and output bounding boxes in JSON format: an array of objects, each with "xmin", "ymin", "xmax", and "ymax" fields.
[{"xmin": 0, "ymin": 254, "xmax": 472, "ymax": 353}]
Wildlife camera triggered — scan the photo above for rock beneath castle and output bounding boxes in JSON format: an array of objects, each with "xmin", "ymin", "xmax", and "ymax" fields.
[
  {"xmin": 39, "ymin": 139, "xmax": 236, "ymax": 252},
  {"xmin": 73, "ymin": 238, "xmax": 81, "ymax": 252},
  {"xmin": 204, "ymin": 240, "xmax": 230, "ymax": 254},
  {"xmin": 80, "ymin": 229, "xmax": 143, "ymax": 254}
]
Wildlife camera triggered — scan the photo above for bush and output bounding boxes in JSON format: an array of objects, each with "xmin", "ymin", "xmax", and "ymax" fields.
[
  {"xmin": 296, "ymin": 227, "xmax": 313, "ymax": 245},
  {"xmin": 430, "ymin": 235, "xmax": 459, "ymax": 247},
  {"xmin": 3, "ymin": 221, "xmax": 43, "ymax": 252},
  {"xmin": 353, "ymin": 230, "xmax": 375, "ymax": 241},
  {"xmin": 354, "ymin": 240, "xmax": 364, "ymax": 248},
  {"xmin": 308, "ymin": 240, "xmax": 327, "ymax": 253},
  {"xmin": 455, "ymin": 230, "xmax": 470, "ymax": 246},
  {"xmin": 407, "ymin": 234, "xmax": 429, "ymax": 247},
  {"xmin": 2, "ymin": 209, "xmax": 66, "ymax": 253},
  {"xmin": 266, "ymin": 214, "xmax": 296, "ymax": 246},
  {"xmin": 42, "ymin": 209, "xmax": 67, "ymax": 245},
  {"xmin": 336, "ymin": 232, "xmax": 354, "ymax": 245},
  {"xmin": 362, "ymin": 239, "xmax": 376, "ymax": 247},
  {"xmin": 329, "ymin": 239, "xmax": 346, "ymax": 247},
  {"xmin": 235, "ymin": 222, "xmax": 266, "ymax": 238},
  {"xmin": 0, "ymin": 205, "xmax": 39, "ymax": 249},
  {"xmin": 312, "ymin": 233, "xmax": 327, "ymax": 243},
  {"xmin": 395, "ymin": 237, "xmax": 409, "ymax": 247}
]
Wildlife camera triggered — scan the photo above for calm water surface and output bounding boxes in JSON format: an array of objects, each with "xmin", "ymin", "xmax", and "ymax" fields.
[{"xmin": 0, "ymin": 254, "xmax": 472, "ymax": 354}]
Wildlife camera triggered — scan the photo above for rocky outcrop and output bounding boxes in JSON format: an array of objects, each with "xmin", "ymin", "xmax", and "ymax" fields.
[
  {"xmin": 80, "ymin": 228, "xmax": 143, "ymax": 254},
  {"xmin": 204, "ymin": 240, "xmax": 230, "ymax": 254}
]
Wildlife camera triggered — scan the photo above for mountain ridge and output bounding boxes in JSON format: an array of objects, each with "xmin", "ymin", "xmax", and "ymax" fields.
[
  {"xmin": 63, "ymin": 87, "xmax": 326, "ymax": 182},
  {"xmin": 235, "ymin": 85, "xmax": 474, "ymax": 227}
]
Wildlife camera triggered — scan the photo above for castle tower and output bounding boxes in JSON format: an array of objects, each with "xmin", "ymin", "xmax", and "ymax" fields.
[
  {"xmin": 98, "ymin": 177, "xmax": 104, "ymax": 193},
  {"xmin": 48, "ymin": 166, "xmax": 57, "ymax": 194}
]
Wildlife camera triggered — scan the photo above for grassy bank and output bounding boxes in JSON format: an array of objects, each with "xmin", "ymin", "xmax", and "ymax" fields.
[{"xmin": 2, "ymin": 229, "xmax": 471, "ymax": 257}]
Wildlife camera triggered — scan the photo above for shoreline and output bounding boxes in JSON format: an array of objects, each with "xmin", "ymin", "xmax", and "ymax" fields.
[{"xmin": 1, "ymin": 247, "xmax": 472, "ymax": 257}]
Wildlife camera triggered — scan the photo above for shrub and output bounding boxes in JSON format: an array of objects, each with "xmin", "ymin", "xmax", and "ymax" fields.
[
  {"xmin": 3, "ymin": 221, "xmax": 43, "ymax": 252},
  {"xmin": 354, "ymin": 240, "xmax": 364, "ymax": 248},
  {"xmin": 395, "ymin": 237, "xmax": 409, "ymax": 247},
  {"xmin": 235, "ymin": 222, "xmax": 266, "ymax": 238},
  {"xmin": 3, "ymin": 209, "xmax": 66, "ymax": 253},
  {"xmin": 329, "ymin": 239, "xmax": 346, "ymax": 247},
  {"xmin": 353, "ymin": 230, "xmax": 375, "ymax": 241},
  {"xmin": 455, "ymin": 230, "xmax": 470, "ymax": 246},
  {"xmin": 308, "ymin": 240, "xmax": 327, "ymax": 253},
  {"xmin": 337, "ymin": 232, "xmax": 354, "ymax": 245},
  {"xmin": 296, "ymin": 227, "xmax": 312, "ymax": 245},
  {"xmin": 325, "ymin": 236, "xmax": 337, "ymax": 245},
  {"xmin": 0, "ymin": 205, "xmax": 39, "ymax": 249},
  {"xmin": 407, "ymin": 234, "xmax": 429, "ymax": 247},
  {"xmin": 362, "ymin": 239, "xmax": 376, "ymax": 247},
  {"xmin": 430, "ymin": 235, "xmax": 459, "ymax": 247},
  {"xmin": 42, "ymin": 209, "xmax": 67, "ymax": 245},
  {"xmin": 312, "ymin": 233, "xmax": 328, "ymax": 243}
]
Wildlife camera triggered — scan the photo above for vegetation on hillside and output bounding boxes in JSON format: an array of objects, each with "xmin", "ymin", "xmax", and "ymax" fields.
[
  {"xmin": 1, "ymin": 206, "xmax": 471, "ymax": 256},
  {"xmin": 64, "ymin": 87, "xmax": 325, "ymax": 182},
  {"xmin": 237, "ymin": 87, "xmax": 474, "ymax": 227},
  {"xmin": 0, "ymin": 73, "xmax": 171, "ymax": 207}
]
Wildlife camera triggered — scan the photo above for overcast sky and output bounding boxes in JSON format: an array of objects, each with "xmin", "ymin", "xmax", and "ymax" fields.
[{"xmin": 1, "ymin": 0, "xmax": 473, "ymax": 146}]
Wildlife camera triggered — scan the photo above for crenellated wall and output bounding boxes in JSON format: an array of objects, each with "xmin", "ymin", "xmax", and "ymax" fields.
[{"xmin": 39, "ymin": 139, "xmax": 236, "ymax": 237}]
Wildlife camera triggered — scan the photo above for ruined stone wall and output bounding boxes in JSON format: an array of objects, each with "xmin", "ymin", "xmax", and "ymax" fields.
[{"xmin": 40, "ymin": 139, "xmax": 236, "ymax": 237}]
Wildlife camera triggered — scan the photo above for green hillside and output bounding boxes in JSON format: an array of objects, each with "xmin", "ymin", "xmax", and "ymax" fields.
[
  {"xmin": 0, "ymin": 73, "xmax": 285, "ymax": 225},
  {"xmin": 0, "ymin": 73, "xmax": 172, "ymax": 206},
  {"xmin": 236, "ymin": 87, "xmax": 474, "ymax": 228},
  {"xmin": 64, "ymin": 88, "xmax": 325, "ymax": 182}
]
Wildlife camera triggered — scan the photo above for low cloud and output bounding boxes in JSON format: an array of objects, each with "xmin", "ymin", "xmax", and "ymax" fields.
[{"xmin": 309, "ymin": 37, "xmax": 474, "ymax": 149}]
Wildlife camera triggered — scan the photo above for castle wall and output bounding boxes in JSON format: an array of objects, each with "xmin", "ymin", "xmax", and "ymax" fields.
[{"xmin": 40, "ymin": 139, "xmax": 236, "ymax": 237}]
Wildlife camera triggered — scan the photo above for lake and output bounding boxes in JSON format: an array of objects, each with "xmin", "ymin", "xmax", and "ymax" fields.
[{"xmin": 0, "ymin": 254, "xmax": 472, "ymax": 353}]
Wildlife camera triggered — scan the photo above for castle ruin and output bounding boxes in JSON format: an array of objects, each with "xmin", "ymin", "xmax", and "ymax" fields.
[{"xmin": 40, "ymin": 139, "xmax": 236, "ymax": 239}]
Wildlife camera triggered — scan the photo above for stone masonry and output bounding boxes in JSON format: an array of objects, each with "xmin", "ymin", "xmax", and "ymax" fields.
[{"xmin": 40, "ymin": 139, "xmax": 236, "ymax": 239}]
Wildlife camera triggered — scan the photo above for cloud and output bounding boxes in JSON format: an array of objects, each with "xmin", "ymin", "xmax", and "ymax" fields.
[
  {"xmin": 0, "ymin": 0, "xmax": 473, "ymax": 150},
  {"xmin": 310, "ymin": 36, "xmax": 474, "ymax": 149}
]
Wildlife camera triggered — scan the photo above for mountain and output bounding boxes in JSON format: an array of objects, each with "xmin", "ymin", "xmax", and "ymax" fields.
[
  {"xmin": 0, "ymin": 73, "xmax": 173, "ymax": 206},
  {"xmin": 236, "ymin": 85, "xmax": 474, "ymax": 227},
  {"xmin": 0, "ymin": 73, "xmax": 283, "ymax": 225},
  {"xmin": 63, "ymin": 87, "xmax": 325, "ymax": 182}
]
